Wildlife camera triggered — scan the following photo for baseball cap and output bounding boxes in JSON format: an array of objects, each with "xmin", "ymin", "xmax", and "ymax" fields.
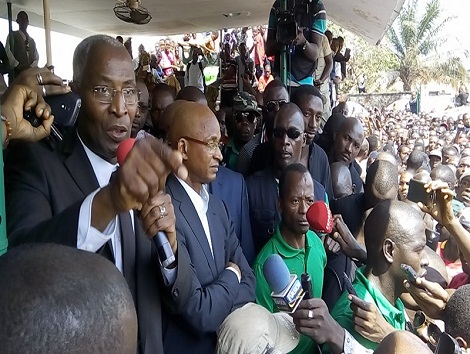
[
  {"xmin": 232, "ymin": 92, "xmax": 261, "ymax": 115},
  {"xmin": 429, "ymin": 149, "xmax": 442, "ymax": 158},
  {"xmin": 460, "ymin": 171, "xmax": 470, "ymax": 183},
  {"xmin": 216, "ymin": 303, "xmax": 300, "ymax": 354}
]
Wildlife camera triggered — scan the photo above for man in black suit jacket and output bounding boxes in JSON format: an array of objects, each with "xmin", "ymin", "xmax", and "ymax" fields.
[
  {"xmin": 5, "ymin": 35, "xmax": 192, "ymax": 354},
  {"xmin": 164, "ymin": 101, "xmax": 255, "ymax": 353}
]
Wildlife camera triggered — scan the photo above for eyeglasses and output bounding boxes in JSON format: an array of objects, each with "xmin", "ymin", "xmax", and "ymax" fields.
[
  {"xmin": 180, "ymin": 136, "xmax": 221, "ymax": 152},
  {"xmin": 235, "ymin": 111, "xmax": 257, "ymax": 124},
  {"xmin": 91, "ymin": 86, "xmax": 139, "ymax": 104},
  {"xmin": 272, "ymin": 127, "xmax": 304, "ymax": 140},
  {"xmin": 264, "ymin": 99, "xmax": 288, "ymax": 113}
]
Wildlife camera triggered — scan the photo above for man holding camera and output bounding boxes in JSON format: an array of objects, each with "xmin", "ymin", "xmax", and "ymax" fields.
[{"xmin": 265, "ymin": 0, "xmax": 326, "ymax": 90}]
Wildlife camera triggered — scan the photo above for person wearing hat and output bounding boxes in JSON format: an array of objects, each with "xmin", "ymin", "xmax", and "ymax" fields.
[
  {"xmin": 428, "ymin": 149, "xmax": 442, "ymax": 170},
  {"xmin": 457, "ymin": 171, "xmax": 470, "ymax": 208},
  {"xmin": 222, "ymin": 92, "xmax": 261, "ymax": 171},
  {"xmin": 5, "ymin": 11, "xmax": 39, "ymax": 80}
]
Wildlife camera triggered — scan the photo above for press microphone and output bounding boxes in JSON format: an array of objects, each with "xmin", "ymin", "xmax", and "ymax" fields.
[
  {"xmin": 117, "ymin": 138, "xmax": 176, "ymax": 268},
  {"xmin": 306, "ymin": 201, "xmax": 334, "ymax": 234},
  {"xmin": 263, "ymin": 254, "xmax": 304, "ymax": 312}
]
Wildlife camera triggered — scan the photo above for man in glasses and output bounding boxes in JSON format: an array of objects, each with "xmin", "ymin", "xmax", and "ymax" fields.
[
  {"xmin": 165, "ymin": 101, "xmax": 255, "ymax": 353},
  {"xmin": 236, "ymin": 79, "xmax": 289, "ymax": 176},
  {"xmin": 247, "ymin": 102, "xmax": 328, "ymax": 253},
  {"xmin": 222, "ymin": 92, "xmax": 260, "ymax": 171},
  {"xmin": 5, "ymin": 11, "xmax": 39, "ymax": 80},
  {"xmin": 5, "ymin": 35, "xmax": 193, "ymax": 354}
]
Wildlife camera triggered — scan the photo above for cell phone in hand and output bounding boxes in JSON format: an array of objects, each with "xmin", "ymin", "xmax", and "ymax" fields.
[
  {"xmin": 400, "ymin": 264, "xmax": 418, "ymax": 284},
  {"xmin": 342, "ymin": 272, "xmax": 357, "ymax": 297},
  {"xmin": 407, "ymin": 179, "xmax": 434, "ymax": 207}
]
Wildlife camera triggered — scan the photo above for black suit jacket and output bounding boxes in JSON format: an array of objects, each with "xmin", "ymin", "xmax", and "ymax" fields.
[
  {"xmin": 163, "ymin": 174, "xmax": 255, "ymax": 353},
  {"xmin": 4, "ymin": 132, "xmax": 192, "ymax": 354}
]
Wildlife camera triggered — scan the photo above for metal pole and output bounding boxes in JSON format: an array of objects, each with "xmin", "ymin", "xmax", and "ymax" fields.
[
  {"xmin": 7, "ymin": 2, "xmax": 13, "ymax": 83},
  {"xmin": 279, "ymin": 0, "xmax": 288, "ymax": 86},
  {"xmin": 43, "ymin": 0, "xmax": 52, "ymax": 67}
]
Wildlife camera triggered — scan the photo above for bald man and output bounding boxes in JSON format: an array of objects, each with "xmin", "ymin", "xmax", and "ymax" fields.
[
  {"xmin": 164, "ymin": 101, "xmax": 255, "ymax": 353},
  {"xmin": 330, "ymin": 162, "xmax": 353, "ymax": 199},
  {"xmin": 176, "ymin": 85, "xmax": 208, "ymax": 105},
  {"xmin": 329, "ymin": 118, "xmax": 365, "ymax": 194},
  {"xmin": 328, "ymin": 200, "xmax": 429, "ymax": 352}
]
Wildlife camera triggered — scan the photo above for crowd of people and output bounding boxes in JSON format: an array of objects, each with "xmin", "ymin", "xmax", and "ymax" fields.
[{"xmin": 0, "ymin": 3, "xmax": 470, "ymax": 354}]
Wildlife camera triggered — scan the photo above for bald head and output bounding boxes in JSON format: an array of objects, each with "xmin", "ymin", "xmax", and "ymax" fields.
[
  {"xmin": 0, "ymin": 244, "xmax": 137, "ymax": 354},
  {"xmin": 158, "ymin": 100, "xmax": 187, "ymax": 142},
  {"xmin": 176, "ymin": 86, "xmax": 208, "ymax": 105},
  {"xmin": 273, "ymin": 103, "xmax": 305, "ymax": 130},
  {"xmin": 373, "ymin": 331, "xmax": 432, "ymax": 354},
  {"xmin": 365, "ymin": 160, "xmax": 399, "ymax": 207},
  {"xmin": 364, "ymin": 200, "xmax": 424, "ymax": 266},
  {"xmin": 330, "ymin": 162, "xmax": 353, "ymax": 198}
]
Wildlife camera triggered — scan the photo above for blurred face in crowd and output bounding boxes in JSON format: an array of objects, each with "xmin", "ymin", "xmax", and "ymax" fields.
[
  {"xmin": 131, "ymin": 81, "xmax": 149, "ymax": 138},
  {"xmin": 429, "ymin": 155, "xmax": 442, "ymax": 170},
  {"xmin": 464, "ymin": 114, "xmax": 470, "ymax": 128},
  {"xmin": 332, "ymin": 118, "xmax": 364, "ymax": 164},
  {"xmin": 457, "ymin": 157, "xmax": 470, "ymax": 180},
  {"xmin": 297, "ymin": 94, "xmax": 323, "ymax": 145},
  {"xmin": 398, "ymin": 171, "xmax": 413, "ymax": 201},
  {"xmin": 76, "ymin": 42, "xmax": 138, "ymax": 164},
  {"xmin": 457, "ymin": 176, "xmax": 470, "ymax": 207},
  {"xmin": 399, "ymin": 146, "xmax": 411, "ymax": 164},
  {"xmin": 272, "ymin": 104, "xmax": 306, "ymax": 171},
  {"xmin": 263, "ymin": 84, "xmax": 289, "ymax": 136},
  {"xmin": 151, "ymin": 88, "xmax": 174, "ymax": 129},
  {"xmin": 279, "ymin": 171, "xmax": 315, "ymax": 237},
  {"xmin": 442, "ymin": 147, "xmax": 459, "ymax": 165},
  {"xmin": 232, "ymin": 110, "xmax": 258, "ymax": 147},
  {"xmin": 428, "ymin": 136, "xmax": 438, "ymax": 151}
]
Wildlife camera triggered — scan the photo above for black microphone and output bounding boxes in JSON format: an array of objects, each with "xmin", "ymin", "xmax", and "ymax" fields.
[{"xmin": 117, "ymin": 138, "xmax": 176, "ymax": 268}]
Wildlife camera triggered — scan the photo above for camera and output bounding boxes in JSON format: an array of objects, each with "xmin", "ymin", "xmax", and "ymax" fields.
[{"xmin": 275, "ymin": 0, "xmax": 315, "ymax": 44}]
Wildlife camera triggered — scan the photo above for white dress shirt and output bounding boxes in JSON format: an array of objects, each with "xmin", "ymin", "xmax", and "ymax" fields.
[
  {"xmin": 76, "ymin": 135, "xmax": 124, "ymax": 271},
  {"xmin": 175, "ymin": 176, "xmax": 240, "ymax": 282}
]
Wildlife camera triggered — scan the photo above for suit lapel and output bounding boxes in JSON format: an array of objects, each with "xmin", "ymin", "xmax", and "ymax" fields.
[
  {"xmin": 167, "ymin": 175, "xmax": 217, "ymax": 276},
  {"xmin": 206, "ymin": 199, "xmax": 225, "ymax": 271},
  {"xmin": 62, "ymin": 132, "xmax": 100, "ymax": 195}
]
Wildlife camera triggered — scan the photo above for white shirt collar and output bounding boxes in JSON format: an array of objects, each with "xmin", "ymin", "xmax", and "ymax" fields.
[
  {"xmin": 175, "ymin": 176, "xmax": 209, "ymax": 215},
  {"xmin": 77, "ymin": 133, "xmax": 118, "ymax": 188}
]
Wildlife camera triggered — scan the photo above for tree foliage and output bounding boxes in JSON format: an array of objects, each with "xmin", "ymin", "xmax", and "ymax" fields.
[{"xmin": 386, "ymin": 0, "xmax": 468, "ymax": 91}]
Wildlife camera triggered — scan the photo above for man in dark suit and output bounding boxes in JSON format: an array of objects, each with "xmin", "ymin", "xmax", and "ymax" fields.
[
  {"xmin": 165, "ymin": 101, "xmax": 255, "ymax": 353},
  {"xmin": 5, "ymin": 35, "xmax": 192, "ymax": 354}
]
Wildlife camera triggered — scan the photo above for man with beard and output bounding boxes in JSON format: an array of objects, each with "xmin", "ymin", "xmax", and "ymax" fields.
[
  {"xmin": 247, "ymin": 103, "xmax": 327, "ymax": 253},
  {"xmin": 222, "ymin": 92, "xmax": 260, "ymax": 171},
  {"xmin": 328, "ymin": 118, "xmax": 365, "ymax": 194}
]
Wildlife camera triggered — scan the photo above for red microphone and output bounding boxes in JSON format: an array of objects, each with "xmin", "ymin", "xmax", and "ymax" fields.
[
  {"xmin": 306, "ymin": 201, "xmax": 334, "ymax": 234},
  {"xmin": 117, "ymin": 138, "xmax": 136, "ymax": 165}
]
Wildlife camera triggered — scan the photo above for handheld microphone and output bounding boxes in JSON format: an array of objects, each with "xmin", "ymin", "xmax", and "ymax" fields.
[
  {"xmin": 306, "ymin": 201, "xmax": 334, "ymax": 234},
  {"xmin": 117, "ymin": 138, "xmax": 176, "ymax": 268},
  {"xmin": 263, "ymin": 254, "xmax": 304, "ymax": 313}
]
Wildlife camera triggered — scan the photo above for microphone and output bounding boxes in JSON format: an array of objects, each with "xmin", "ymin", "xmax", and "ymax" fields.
[
  {"xmin": 263, "ymin": 254, "xmax": 304, "ymax": 313},
  {"xmin": 306, "ymin": 201, "xmax": 334, "ymax": 234},
  {"xmin": 117, "ymin": 138, "xmax": 176, "ymax": 268}
]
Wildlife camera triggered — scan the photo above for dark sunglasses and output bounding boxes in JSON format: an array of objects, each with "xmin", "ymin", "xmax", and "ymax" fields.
[
  {"xmin": 235, "ymin": 111, "xmax": 257, "ymax": 124},
  {"xmin": 272, "ymin": 127, "xmax": 303, "ymax": 140},
  {"xmin": 264, "ymin": 99, "xmax": 288, "ymax": 113}
]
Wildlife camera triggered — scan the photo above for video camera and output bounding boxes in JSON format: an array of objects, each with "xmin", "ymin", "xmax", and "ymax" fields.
[{"xmin": 276, "ymin": 0, "xmax": 316, "ymax": 44}]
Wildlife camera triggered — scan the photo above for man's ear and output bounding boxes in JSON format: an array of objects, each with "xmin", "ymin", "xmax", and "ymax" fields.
[
  {"xmin": 456, "ymin": 336, "xmax": 468, "ymax": 350},
  {"xmin": 177, "ymin": 139, "xmax": 188, "ymax": 160},
  {"xmin": 302, "ymin": 132, "xmax": 306, "ymax": 147},
  {"xmin": 383, "ymin": 238, "xmax": 395, "ymax": 264}
]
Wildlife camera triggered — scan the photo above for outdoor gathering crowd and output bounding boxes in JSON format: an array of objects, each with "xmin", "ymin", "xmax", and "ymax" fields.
[{"xmin": 0, "ymin": 5, "xmax": 469, "ymax": 354}]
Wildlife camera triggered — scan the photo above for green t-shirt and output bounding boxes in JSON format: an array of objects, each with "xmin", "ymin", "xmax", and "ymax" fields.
[
  {"xmin": 222, "ymin": 138, "xmax": 239, "ymax": 171},
  {"xmin": 253, "ymin": 226, "xmax": 327, "ymax": 354},
  {"xmin": 0, "ymin": 104, "xmax": 7, "ymax": 256},
  {"xmin": 328, "ymin": 266, "xmax": 407, "ymax": 352}
]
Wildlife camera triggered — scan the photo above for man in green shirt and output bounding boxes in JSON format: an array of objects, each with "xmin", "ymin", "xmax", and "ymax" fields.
[
  {"xmin": 254, "ymin": 163, "xmax": 327, "ymax": 354},
  {"xmin": 328, "ymin": 200, "xmax": 429, "ymax": 352}
]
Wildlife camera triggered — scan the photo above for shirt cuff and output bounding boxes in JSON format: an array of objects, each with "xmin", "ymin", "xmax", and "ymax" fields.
[
  {"xmin": 226, "ymin": 266, "xmax": 241, "ymax": 283},
  {"xmin": 77, "ymin": 188, "xmax": 118, "ymax": 252},
  {"xmin": 342, "ymin": 330, "xmax": 373, "ymax": 354},
  {"xmin": 161, "ymin": 266, "xmax": 178, "ymax": 286}
]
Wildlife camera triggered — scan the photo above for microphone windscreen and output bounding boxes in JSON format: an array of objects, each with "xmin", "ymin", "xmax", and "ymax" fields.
[
  {"xmin": 117, "ymin": 138, "xmax": 136, "ymax": 165},
  {"xmin": 263, "ymin": 254, "xmax": 291, "ymax": 293},
  {"xmin": 306, "ymin": 201, "xmax": 334, "ymax": 234}
]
